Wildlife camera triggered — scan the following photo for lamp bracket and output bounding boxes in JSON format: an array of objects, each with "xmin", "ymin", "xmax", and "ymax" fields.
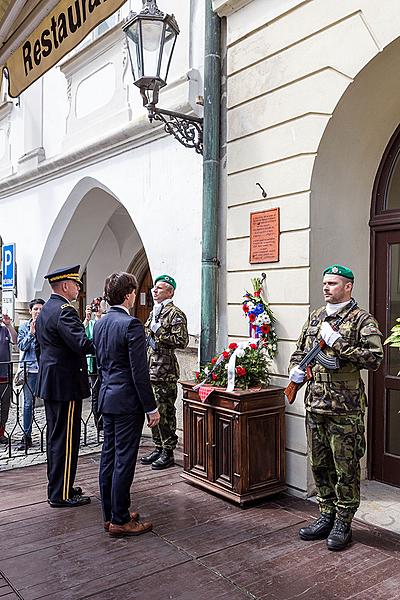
[{"xmin": 146, "ymin": 105, "xmax": 203, "ymax": 155}]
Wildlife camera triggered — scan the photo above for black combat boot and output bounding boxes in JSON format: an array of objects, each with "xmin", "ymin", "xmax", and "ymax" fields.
[
  {"xmin": 151, "ymin": 449, "xmax": 174, "ymax": 470},
  {"xmin": 299, "ymin": 513, "xmax": 335, "ymax": 541},
  {"xmin": 326, "ymin": 518, "xmax": 352, "ymax": 551},
  {"xmin": 141, "ymin": 448, "xmax": 162, "ymax": 465}
]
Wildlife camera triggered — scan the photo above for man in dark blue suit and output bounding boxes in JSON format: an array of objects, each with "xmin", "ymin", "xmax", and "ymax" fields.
[
  {"xmin": 35, "ymin": 265, "xmax": 94, "ymax": 508},
  {"xmin": 94, "ymin": 272, "xmax": 160, "ymax": 537}
]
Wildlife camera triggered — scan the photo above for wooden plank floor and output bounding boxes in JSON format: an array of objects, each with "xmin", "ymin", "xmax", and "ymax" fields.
[{"xmin": 1, "ymin": 448, "xmax": 400, "ymax": 599}]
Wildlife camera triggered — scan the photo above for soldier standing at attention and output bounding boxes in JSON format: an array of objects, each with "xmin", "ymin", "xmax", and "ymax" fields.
[
  {"xmin": 288, "ymin": 265, "xmax": 383, "ymax": 551},
  {"xmin": 35, "ymin": 266, "xmax": 94, "ymax": 508},
  {"xmin": 142, "ymin": 275, "xmax": 189, "ymax": 470}
]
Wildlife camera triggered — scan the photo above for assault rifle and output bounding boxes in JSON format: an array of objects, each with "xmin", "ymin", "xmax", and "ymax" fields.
[{"xmin": 285, "ymin": 299, "xmax": 357, "ymax": 404}]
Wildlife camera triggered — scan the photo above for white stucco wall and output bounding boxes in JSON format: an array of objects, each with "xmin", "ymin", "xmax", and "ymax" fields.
[{"xmin": 0, "ymin": 1, "xmax": 204, "ymax": 340}]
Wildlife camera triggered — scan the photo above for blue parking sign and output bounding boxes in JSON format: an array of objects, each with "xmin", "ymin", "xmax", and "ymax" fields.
[{"xmin": 2, "ymin": 243, "xmax": 15, "ymax": 289}]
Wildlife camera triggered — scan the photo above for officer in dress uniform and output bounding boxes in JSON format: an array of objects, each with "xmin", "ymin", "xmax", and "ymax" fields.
[
  {"xmin": 288, "ymin": 265, "xmax": 383, "ymax": 551},
  {"xmin": 35, "ymin": 266, "xmax": 94, "ymax": 508}
]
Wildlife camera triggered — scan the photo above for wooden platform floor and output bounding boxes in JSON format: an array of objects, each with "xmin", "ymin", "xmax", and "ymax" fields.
[{"xmin": 1, "ymin": 448, "xmax": 400, "ymax": 600}]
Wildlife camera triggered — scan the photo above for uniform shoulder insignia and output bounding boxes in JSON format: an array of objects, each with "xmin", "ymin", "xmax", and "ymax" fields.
[
  {"xmin": 361, "ymin": 324, "xmax": 382, "ymax": 336},
  {"xmin": 60, "ymin": 303, "xmax": 76, "ymax": 311}
]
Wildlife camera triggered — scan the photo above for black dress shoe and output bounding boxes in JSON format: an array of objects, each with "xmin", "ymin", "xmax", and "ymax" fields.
[
  {"xmin": 48, "ymin": 495, "xmax": 91, "ymax": 508},
  {"xmin": 299, "ymin": 513, "xmax": 335, "ymax": 541},
  {"xmin": 72, "ymin": 486, "xmax": 83, "ymax": 496},
  {"xmin": 151, "ymin": 449, "xmax": 174, "ymax": 470},
  {"xmin": 141, "ymin": 448, "xmax": 162, "ymax": 465},
  {"xmin": 327, "ymin": 518, "xmax": 352, "ymax": 551}
]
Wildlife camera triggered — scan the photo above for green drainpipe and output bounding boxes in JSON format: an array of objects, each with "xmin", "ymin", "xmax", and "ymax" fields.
[{"xmin": 200, "ymin": 0, "xmax": 221, "ymax": 365}]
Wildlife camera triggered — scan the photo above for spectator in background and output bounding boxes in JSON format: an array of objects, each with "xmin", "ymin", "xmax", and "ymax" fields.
[
  {"xmin": 83, "ymin": 297, "xmax": 106, "ymax": 430},
  {"xmin": 16, "ymin": 298, "xmax": 45, "ymax": 451},
  {"xmin": 0, "ymin": 313, "xmax": 17, "ymax": 444}
]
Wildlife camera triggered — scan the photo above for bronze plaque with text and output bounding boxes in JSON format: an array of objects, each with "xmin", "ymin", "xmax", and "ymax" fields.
[{"xmin": 250, "ymin": 208, "xmax": 280, "ymax": 263}]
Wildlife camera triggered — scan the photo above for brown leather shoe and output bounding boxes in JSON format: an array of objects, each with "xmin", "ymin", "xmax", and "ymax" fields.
[
  {"xmin": 109, "ymin": 519, "xmax": 152, "ymax": 537},
  {"xmin": 104, "ymin": 511, "xmax": 139, "ymax": 532}
]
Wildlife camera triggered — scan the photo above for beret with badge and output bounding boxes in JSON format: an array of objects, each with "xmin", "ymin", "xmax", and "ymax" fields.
[
  {"xmin": 154, "ymin": 274, "xmax": 176, "ymax": 289},
  {"xmin": 323, "ymin": 264, "xmax": 354, "ymax": 282}
]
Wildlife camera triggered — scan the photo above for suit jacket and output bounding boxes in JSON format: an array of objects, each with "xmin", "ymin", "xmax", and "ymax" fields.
[
  {"xmin": 93, "ymin": 307, "xmax": 156, "ymax": 415},
  {"xmin": 35, "ymin": 294, "xmax": 95, "ymax": 402}
]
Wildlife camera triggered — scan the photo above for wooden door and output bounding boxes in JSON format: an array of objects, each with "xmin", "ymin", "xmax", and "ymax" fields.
[
  {"xmin": 213, "ymin": 411, "xmax": 235, "ymax": 489},
  {"xmin": 183, "ymin": 401, "xmax": 209, "ymax": 480},
  {"xmin": 135, "ymin": 269, "xmax": 153, "ymax": 324},
  {"xmin": 371, "ymin": 230, "xmax": 400, "ymax": 486}
]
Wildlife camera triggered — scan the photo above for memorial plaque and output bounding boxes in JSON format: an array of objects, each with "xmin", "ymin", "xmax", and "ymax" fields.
[{"xmin": 249, "ymin": 208, "xmax": 280, "ymax": 263}]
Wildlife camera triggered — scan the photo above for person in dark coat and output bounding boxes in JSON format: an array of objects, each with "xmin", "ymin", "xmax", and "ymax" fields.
[
  {"xmin": 93, "ymin": 272, "xmax": 160, "ymax": 537},
  {"xmin": 35, "ymin": 266, "xmax": 94, "ymax": 508}
]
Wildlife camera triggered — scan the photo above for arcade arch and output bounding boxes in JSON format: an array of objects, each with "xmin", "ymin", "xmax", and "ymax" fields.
[{"xmin": 35, "ymin": 177, "xmax": 153, "ymax": 321}]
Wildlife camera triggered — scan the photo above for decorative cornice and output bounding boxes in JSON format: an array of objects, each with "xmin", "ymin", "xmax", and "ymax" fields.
[
  {"xmin": 212, "ymin": 0, "xmax": 253, "ymax": 17},
  {"xmin": 0, "ymin": 99, "xmax": 197, "ymax": 199}
]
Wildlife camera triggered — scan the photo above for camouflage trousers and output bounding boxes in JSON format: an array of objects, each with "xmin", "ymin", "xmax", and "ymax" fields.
[
  {"xmin": 306, "ymin": 410, "xmax": 366, "ymax": 523},
  {"xmin": 151, "ymin": 383, "xmax": 178, "ymax": 451}
]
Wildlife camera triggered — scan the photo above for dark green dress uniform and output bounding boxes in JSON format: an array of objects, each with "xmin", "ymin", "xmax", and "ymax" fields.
[
  {"xmin": 35, "ymin": 267, "xmax": 94, "ymax": 505},
  {"xmin": 145, "ymin": 301, "xmax": 189, "ymax": 451},
  {"xmin": 289, "ymin": 300, "xmax": 383, "ymax": 523}
]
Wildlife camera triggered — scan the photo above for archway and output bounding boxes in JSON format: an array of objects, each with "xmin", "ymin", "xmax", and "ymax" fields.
[
  {"xmin": 35, "ymin": 178, "xmax": 151, "ymax": 321},
  {"xmin": 310, "ymin": 36, "xmax": 400, "ymax": 486}
]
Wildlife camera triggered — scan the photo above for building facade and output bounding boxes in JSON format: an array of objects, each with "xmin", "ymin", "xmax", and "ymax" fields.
[
  {"xmin": 0, "ymin": 0, "xmax": 205, "ymax": 434},
  {"xmin": 213, "ymin": 0, "xmax": 400, "ymax": 496}
]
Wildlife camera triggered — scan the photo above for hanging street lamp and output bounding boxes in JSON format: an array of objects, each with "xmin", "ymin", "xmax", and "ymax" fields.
[{"xmin": 123, "ymin": 0, "xmax": 203, "ymax": 154}]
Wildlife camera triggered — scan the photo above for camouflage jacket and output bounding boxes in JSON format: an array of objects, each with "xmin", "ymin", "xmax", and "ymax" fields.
[
  {"xmin": 145, "ymin": 302, "xmax": 189, "ymax": 383},
  {"xmin": 289, "ymin": 301, "xmax": 383, "ymax": 414}
]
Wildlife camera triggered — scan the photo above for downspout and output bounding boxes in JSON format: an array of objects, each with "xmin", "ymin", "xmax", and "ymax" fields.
[{"xmin": 200, "ymin": 0, "xmax": 221, "ymax": 364}]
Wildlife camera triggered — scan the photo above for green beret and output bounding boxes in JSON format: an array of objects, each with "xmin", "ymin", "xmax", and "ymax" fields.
[
  {"xmin": 323, "ymin": 264, "xmax": 354, "ymax": 281},
  {"xmin": 154, "ymin": 274, "xmax": 176, "ymax": 289}
]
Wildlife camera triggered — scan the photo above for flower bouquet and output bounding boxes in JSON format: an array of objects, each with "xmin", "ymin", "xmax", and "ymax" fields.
[
  {"xmin": 195, "ymin": 339, "xmax": 271, "ymax": 391},
  {"xmin": 242, "ymin": 276, "xmax": 278, "ymax": 359}
]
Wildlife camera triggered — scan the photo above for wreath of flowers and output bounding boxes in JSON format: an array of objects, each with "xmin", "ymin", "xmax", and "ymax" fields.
[
  {"xmin": 195, "ymin": 340, "xmax": 271, "ymax": 390},
  {"xmin": 242, "ymin": 276, "xmax": 278, "ymax": 360}
]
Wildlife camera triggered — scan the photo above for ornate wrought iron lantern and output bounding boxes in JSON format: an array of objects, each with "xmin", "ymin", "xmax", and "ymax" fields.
[{"xmin": 123, "ymin": 0, "xmax": 203, "ymax": 154}]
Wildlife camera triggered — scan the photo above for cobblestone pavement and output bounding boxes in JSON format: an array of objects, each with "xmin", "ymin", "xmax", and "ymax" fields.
[{"xmin": 0, "ymin": 395, "xmax": 102, "ymax": 471}]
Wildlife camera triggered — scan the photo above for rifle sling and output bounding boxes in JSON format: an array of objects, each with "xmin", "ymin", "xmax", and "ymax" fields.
[{"xmin": 312, "ymin": 372, "xmax": 359, "ymax": 383}]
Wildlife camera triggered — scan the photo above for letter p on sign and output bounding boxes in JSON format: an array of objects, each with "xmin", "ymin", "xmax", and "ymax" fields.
[{"xmin": 1, "ymin": 243, "xmax": 15, "ymax": 289}]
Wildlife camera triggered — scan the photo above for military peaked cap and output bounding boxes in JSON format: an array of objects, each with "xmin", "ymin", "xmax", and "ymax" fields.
[
  {"xmin": 154, "ymin": 274, "xmax": 176, "ymax": 289},
  {"xmin": 323, "ymin": 264, "xmax": 354, "ymax": 281},
  {"xmin": 44, "ymin": 265, "xmax": 83, "ymax": 288}
]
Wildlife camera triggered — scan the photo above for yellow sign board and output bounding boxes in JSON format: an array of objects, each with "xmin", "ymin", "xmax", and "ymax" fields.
[{"xmin": 6, "ymin": 0, "xmax": 126, "ymax": 98}]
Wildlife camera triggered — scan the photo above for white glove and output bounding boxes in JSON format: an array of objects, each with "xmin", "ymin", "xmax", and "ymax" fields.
[
  {"xmin": 289, "ymin": 366, "xmax": 306, "ymax": 384},
  {"xmin": 320, "ymin": 321, "xmax": 341, "ymax": 347}
]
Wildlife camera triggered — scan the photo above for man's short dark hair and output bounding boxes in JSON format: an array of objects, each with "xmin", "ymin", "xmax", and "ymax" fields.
[
  {"xmin": 29, "ymin": 298, "xmax": 45, "ymax": 310},
  {"xmin": 104, "ymin": 273, "xmax": 138, "ymax": 306}
]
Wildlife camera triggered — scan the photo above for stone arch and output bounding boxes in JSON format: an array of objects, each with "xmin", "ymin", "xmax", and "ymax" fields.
[
  {"xmin": 309, "ymin": 35, "xmax": 400, "ymax": 310},
  {"xmin": 35, "ymin": 176, "xmax": 150, "ymax": 302}
]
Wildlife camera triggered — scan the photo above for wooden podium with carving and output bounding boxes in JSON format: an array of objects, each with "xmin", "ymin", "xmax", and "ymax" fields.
[{"xmin": 180, "ymin": 381, "xmax": 286, "ymax": 506}]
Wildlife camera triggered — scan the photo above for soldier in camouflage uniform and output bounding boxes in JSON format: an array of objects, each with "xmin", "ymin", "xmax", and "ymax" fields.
[
  {"xmin": 288, "ymin": 264, "xmax": 383, "ymax": 551},
  {"xmin": 141, "ymin": 274, "xmax": 189, "ymax": 470}
]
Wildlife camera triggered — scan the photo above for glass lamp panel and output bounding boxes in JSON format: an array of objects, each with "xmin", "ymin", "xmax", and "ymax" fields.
[
  {"xmin": 159, "ymin": 22, "xmax": 177, "ymax": 83},
  {"xmin": 125, "ymin": 21, "xmax": 142, "ymax": 81},
  {"xmin": 141, "ymin": 19, "xmax": 164, "ymax": 80}
]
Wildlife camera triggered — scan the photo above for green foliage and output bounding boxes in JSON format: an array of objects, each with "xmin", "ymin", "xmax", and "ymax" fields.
[{"xmin": 384, "ymin": 318, "xmax": 400, "ymax": 347}]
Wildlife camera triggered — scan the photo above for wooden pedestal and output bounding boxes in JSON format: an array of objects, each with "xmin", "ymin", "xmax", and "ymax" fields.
[{"xmin": 181, "ymin": 381, "xmax": 286, "ymax": 506}]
